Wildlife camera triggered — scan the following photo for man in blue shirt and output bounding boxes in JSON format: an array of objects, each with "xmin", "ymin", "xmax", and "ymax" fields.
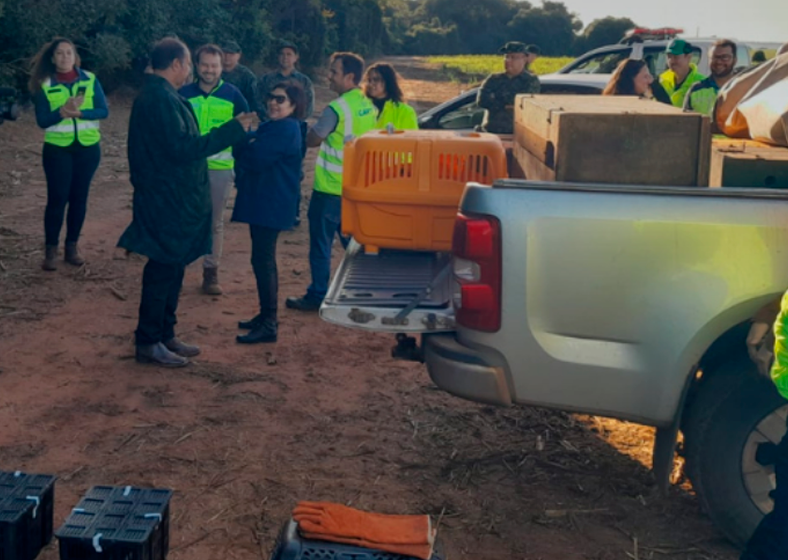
[{"xmin": 684, "ymin": 39, "xmax": 738, "ymax": 116}]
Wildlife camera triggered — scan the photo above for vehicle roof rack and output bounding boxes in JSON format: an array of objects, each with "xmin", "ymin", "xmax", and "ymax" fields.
[{"xmin": 620, "ymin": 27, "xmax": 684, "ymax": 44}]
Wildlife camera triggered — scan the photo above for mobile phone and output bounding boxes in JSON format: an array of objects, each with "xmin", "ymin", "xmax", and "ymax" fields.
[{"xmin": 76, "ymin": 85, "xmax": 87, "ymax": 97}]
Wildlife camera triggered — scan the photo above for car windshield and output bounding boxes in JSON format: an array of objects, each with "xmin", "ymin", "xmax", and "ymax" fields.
[{"xmin": 567, "ymin": 46, "xmax": 702, "ymax": 75}]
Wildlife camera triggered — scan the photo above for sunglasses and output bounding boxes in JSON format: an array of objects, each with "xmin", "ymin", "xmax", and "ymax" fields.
[{"xmin": 267, "ymin": 94, "xmax": 288, "ymax": 104}]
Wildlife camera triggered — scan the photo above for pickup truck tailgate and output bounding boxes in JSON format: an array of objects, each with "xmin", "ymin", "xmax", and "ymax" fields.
[{"xmin": 320, "ymin": 240, "xmax": 455, "ymax": 333}]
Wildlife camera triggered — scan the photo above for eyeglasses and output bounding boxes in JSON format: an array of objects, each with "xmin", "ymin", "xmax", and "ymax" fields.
[
  {"xmin": 267, "ymin": 94, "xmax": 288, "ymax": 104},
  {"xmin": 712, "ymin": 55, "xmax": 734, "ymax": 62}
]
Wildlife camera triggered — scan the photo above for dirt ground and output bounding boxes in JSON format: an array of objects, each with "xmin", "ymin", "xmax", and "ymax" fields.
[{"xmin": 0, "ymin": 58, "xmax": 740, "ymax": 560}]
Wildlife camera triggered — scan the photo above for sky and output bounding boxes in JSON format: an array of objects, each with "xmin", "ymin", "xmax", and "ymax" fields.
[{"xmin": 565, "ymin": 0, "xmax": 787, "ymax": 45}]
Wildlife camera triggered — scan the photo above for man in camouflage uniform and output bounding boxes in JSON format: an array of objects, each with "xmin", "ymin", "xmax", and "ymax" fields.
[
  {"xmin": 221, "ymin": 40, "xmax": 259, "ymax": 115},
  {"xmin": 477, "ymin": 41, "xmax": 540, "ymax": 134}
]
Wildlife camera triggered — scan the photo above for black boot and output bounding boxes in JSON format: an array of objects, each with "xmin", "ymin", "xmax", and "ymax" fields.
[
  {"xmin": 238, "ymin": 314, "xmax": 264, "ymax": 330},
  {"xmin": 236, "ymin": 317, "xmax": 277, "ymax": 344}
]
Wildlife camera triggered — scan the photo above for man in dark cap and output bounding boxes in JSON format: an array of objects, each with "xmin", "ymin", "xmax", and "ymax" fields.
[
  {"xmin": 477, "ymin": 41, "xmax": 540, "ymax": 134},
  {"xmin": 221, "ymin": 40, "xmax": 259, "ymax": 115}
]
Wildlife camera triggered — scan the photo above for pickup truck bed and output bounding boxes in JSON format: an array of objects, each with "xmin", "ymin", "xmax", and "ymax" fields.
[{"xmin": 320, "ymin": 240, "xmax": 455, "ymax": 333}]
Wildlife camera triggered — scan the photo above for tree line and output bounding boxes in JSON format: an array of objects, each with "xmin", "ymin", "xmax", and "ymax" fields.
[{"xmin": 0, "ymin": 0, "xmax": 636, "ymax": 90}]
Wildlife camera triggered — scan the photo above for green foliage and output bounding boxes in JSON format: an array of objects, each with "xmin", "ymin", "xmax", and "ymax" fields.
[
  {"xmin": 0, "ymin": 0, "xmax": 638, "ymax": 91},
  {"xmin": 427, "ymin": 55, "xmax": 573, "ymax": 81},
  {"xmin": 574, "ymin": 16, "xmax": 636, "ymax": 55}
]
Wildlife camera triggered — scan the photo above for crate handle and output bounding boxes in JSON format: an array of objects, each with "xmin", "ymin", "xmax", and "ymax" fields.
[
  {"xmin": 25, "ymin": 496, "xmax": 40, "ymax": 519},
  {"xmin": 123, "ymin": 485, "xmax": 133, "ymax": 496},
  {"xmin": 13, "ymin": 471, "xmax": 22, "ymax": 478},
  {"xmin": 93, "ymin": 533, "xmax": 103, "ymax": 553},
  {"xmin": 144, "ymin": 513, "xmax": 163, "ymax": 522}
]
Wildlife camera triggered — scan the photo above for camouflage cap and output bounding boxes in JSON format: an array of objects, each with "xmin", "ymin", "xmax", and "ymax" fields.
[
  {"xmin": 499, "ymin": 41, "xmax": 527, "ymax": 54},
  {"xmin": 222, "ymin": 40, "xmax": 242, "ymax": 54}
]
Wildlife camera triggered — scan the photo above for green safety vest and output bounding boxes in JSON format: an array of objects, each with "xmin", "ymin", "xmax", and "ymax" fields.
[
  {"xmin": 687, "ymin": 86, "xmax": 718, "ymax": 117},
  {"xmin": 771, "ymin": 291, "xmax": 788, "ymax": 400},
  {"xmin": 659, "ymin": 64, "xmax": 706, "ymax": 108},
  {"xmin": 43, "ymin": 71, "xmax": 100, "ymax": 147},
  {"xmin": 185, "ymin": 80, "xmax": 236, "ymax": 170},
  {"xmin": 314, "ymin": 88, "xmax": 377, "ymax": 196},
  {"xmin": 375, "ymin": 100, "xmax": 418, "ymax": 130}
]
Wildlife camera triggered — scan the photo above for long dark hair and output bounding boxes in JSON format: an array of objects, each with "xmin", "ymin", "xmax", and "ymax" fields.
[
  {"xmin": 270, "ymin": 81, "xmax": 307, "ymax": 120},
  {"xmin": 603, "ymin": 59, "xmax": 647, "ymax": 96},
  {"xmin": 29, "ymin": 37, "xmax": 80, "ymax": 93},
  {"xmin": 364, "ymin": 62, "xmax": 405, "ymax": 103}
]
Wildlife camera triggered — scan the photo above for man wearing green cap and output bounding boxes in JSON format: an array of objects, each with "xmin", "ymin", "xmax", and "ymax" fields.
[
  {"xmin": 477, "ymin": 41, "xmax": 540, "ymax": 134},
  {"xmin": 659, "ymin": 38, "xmax": 706, "ymax": 107},
  {"xmin": 222, "ymin": 40, "xmax": 259, "ymax": 115}
]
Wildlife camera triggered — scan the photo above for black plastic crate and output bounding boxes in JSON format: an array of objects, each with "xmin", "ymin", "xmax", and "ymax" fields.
[
  {"xmin": 55, "ymin": 485, "xmax": 172, "ymax": 560},
  {"xmin": 270, "ymin": 519, "xmax": 445, "ymax": 560},
  {"xmin": 0, "ymin": 470, "xmax": 56, "ymax": 560}
]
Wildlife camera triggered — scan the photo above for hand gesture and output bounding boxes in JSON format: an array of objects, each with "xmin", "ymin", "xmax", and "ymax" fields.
[
  {"xmin": 235, "ymin": 112, "xmax": 259, "ymax": 132},
  {"xmin": 59, "ymin": 96, "xmax": 83, "ymax": 119}
]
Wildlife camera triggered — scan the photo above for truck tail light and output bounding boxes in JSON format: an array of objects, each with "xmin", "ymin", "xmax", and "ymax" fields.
[{"xmin": 452, "ymin": 213, "xmax": 501, "ymax": 332}]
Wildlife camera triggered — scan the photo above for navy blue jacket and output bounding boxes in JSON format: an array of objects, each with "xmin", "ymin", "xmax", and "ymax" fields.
[{"xmin": 232, "ymin": 118, "xmax": 303, "ymax": 230}]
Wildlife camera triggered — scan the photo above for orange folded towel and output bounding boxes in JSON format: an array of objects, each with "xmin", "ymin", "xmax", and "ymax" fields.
[{"xmin": 293, "ymin": 501, "xmax": 435, "ymax": 560}]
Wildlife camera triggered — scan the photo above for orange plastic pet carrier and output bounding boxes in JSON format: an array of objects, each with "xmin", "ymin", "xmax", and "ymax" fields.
[{"xmin": 341, "ymin": 130, "xmax": 507, "ymax": 252}]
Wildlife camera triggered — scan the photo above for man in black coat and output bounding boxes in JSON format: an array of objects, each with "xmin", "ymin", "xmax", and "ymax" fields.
[{"xmin": 118, "ymin": 38, "xmax": 256, "ymax": 367}]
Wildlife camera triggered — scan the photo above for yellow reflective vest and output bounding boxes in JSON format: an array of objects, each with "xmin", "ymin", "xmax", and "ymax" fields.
[
  {"xmin": 43, "ymin": 71, "xmax": 100, "ymax": 147},
  {"xmin": 659, "ymin": 64, "xmax": 706, "ymax": 108},
  {"xmin": 314, "ymin": 88, "xmax": 377, "ymax": 196},
  {"xmin": 375, "ymin": 100, "xmax": 418, "ymax": 130}
]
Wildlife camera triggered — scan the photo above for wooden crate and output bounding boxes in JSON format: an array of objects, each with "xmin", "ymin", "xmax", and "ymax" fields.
[
  {"xmin": 710, "ymin": 139, "xmax": 788, "ymax": 188},
  {"xmin": 514, "ymin": 95, "xmax": 711, "ymax": 186}
]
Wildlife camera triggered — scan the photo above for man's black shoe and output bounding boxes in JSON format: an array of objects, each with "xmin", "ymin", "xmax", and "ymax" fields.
[
  {"xmin": 135, "ymin": 342, "xmax": 190, "ymax": 367},
  {"xmin": 163, "ymin": 337, "xmax": 200, "ymax": 357},
  {"xmin": 285, "ymin": 296, "xmax": 321, "ymax": 312},
  {"xmin": 238, "ymin": 314, "xmax": 264, "ymax": 330}
]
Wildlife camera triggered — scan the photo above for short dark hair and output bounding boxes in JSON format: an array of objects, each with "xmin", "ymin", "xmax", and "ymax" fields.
[
  {"xmin": 330, "ymin": 52, "xmax": 365, "ymax": 85},
  {"xmin": 712, "ymin": 39, "xmax": 737, "ymax": 56},
  {"xmin": 195, "ymin": 44, "xmax": 224, "ymax": 64},
  {"xmin": 150, "ymin": 38, "xmax": 189, "ymax": 71},
  {"xmin": 270, "ymin": 81, "xmax": 307, "ymax": 120},
  {"xmin": 364, "ymin": 62, "xmax": 405, "ymax": 103}
]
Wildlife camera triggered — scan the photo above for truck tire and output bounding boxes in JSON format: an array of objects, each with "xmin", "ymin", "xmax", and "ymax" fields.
[{"xmin": 683, "ymin": 356, "xmax": 788, "ymax": 545}]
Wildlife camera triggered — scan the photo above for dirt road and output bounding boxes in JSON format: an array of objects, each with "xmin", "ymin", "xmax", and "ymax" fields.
[{"xmin": 0, "ymin": 59, "xmax": 738, "ymax": 559}]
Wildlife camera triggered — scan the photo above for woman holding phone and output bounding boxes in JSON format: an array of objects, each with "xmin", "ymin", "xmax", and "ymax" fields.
[{"xmin": 30, "ymin": 37, "xmax": 108, "ymax": 270}]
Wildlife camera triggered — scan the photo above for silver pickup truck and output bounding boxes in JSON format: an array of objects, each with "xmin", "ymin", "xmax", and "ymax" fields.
[{"xmin": 320, "ymin": 179, "xmax": 788, "ymax": 546}]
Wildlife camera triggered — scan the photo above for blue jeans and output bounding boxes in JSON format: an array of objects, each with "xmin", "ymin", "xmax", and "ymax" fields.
[
  {"xmin": 305, "ymin": 190, "xmax": 348, "ymax": 302},
  {"xmin": 742, "ymin": 411, "xmax": 788, "ymax": 560}
]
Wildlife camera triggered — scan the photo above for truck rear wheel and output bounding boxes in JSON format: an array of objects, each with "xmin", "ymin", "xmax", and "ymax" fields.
[{"xmin": 683, "ymin": 356, "xmax": 787, "ymax": 545}]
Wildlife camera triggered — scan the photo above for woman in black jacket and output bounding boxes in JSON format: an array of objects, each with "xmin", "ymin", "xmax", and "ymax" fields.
[{"xmin": 233, "ymin": 82, "xmax": 306, "ymax": 344}]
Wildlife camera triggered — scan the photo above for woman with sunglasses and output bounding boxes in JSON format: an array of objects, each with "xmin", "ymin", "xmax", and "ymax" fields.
[
  {"xmin": 364, "ymin": 62, "xmax": 418, "ymax": 130},
  {"xmin": 232, "ymin": 82, "xmax": 306, "ymax": 344}
]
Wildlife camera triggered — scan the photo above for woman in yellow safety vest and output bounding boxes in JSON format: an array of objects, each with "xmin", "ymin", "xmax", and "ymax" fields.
[
  {"xmin": 363, "ymin": 63, "xmax": 418, "ymax": 130},
  {"xmin": 29, "ymin": 37, "xmax": 108, "ymax": 271}
]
